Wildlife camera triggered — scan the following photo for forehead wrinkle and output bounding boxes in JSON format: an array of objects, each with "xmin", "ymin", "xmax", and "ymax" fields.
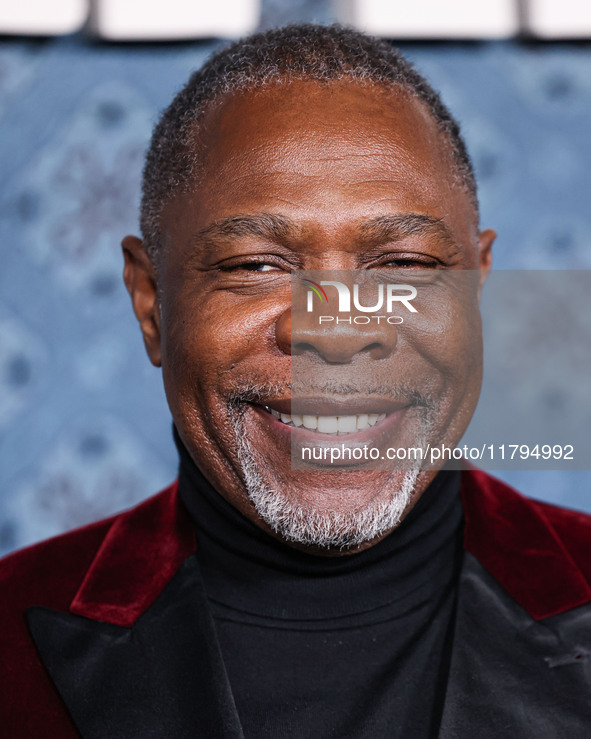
[
  {"xmin": 210, "ymin": 169, "xmax": 328, "ymax": 192},
  {"xmin": 211, "ymin": 125, "xmax": 428, "ymax": 175}
]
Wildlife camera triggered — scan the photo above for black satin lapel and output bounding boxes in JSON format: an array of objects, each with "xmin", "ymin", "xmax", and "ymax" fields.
[
  {"xmin": 439, "ymin": 553, "xmax": 591, "ymax": 738},
  {"xmin": 27, "ymin": 556, "xmax": 244, "ymax": 739}
]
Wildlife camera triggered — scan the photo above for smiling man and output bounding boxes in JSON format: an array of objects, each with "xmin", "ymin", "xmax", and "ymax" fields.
[
  {"xmin": 2, "ymin": 24, "xmax": 591, "ymax": 739},
  {"xmin": 125, "ymin": 36, "xmax": 491, "ymax": 555}
]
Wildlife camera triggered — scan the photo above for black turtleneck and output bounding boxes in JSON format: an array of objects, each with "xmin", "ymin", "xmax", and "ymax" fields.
[{"xmin": 176, "ymin": 431, "xmax": 464, "ymax": 739}]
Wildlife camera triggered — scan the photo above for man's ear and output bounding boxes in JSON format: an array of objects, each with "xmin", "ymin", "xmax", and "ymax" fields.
[
  {"xmin": 477, "ymin": 228, "xmax": 496, "ymax": 299},
  {"xmin": 121, "ymin": 235, "xmax": 162, "ymax": 367}
]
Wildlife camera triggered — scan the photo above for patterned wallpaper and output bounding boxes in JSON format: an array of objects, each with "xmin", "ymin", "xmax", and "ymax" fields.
[{"xmin": 1, "ymin": 30, "xmax": 590, "ymax": 556}]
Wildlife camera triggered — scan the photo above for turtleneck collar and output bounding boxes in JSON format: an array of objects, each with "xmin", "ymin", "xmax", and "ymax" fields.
[{"xmin": 175, "ymin": 427, "xmax": 464, "ymax": 623}]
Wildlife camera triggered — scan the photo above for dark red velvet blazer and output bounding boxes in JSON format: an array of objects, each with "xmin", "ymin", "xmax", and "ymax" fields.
[{"xmin": 2, "ymin": 469, "xmax": 591, "ymax": 737}]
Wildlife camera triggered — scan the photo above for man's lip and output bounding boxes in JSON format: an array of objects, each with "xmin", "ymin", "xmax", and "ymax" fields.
[{"xmin": 257, "ymin": 397, "xmax": 411, "ymax": 416}]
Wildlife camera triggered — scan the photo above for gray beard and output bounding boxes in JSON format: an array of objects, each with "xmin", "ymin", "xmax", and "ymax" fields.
[{"xmin": 229, "ymin": 411, "xmax": 424, "ymax": 550}]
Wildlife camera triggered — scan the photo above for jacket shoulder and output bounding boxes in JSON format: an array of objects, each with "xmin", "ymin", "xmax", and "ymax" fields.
[
  {"xmin": 0, "ymin": 483, "xmax": 180, "ymax": 615},
  {"xmin": 0, "ymin": 485, "xmax": 182, "ymax": 733},
  {"xmin": 462, "ymin": 469, "xmax": 591, "ymax": 619},
  {"xmin": 0, "ymin": 509, "xmax": 116, "ymax": 734},
  {"xmin": 533, "ymin": 496, "xmax": 591, "ymax": 581},
  {"xmin": 0, "ymin": 513, "xmax": 117, "ymax": 615},
  {"xmin": 463, "ymin": 468, "xmax": 591, "ymax": 560}
]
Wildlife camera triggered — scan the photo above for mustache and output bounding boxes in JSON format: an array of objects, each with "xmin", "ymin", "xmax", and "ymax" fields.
[{"xmin": 227, "ymin": 380, "xmax": 436, "ymax": 410}]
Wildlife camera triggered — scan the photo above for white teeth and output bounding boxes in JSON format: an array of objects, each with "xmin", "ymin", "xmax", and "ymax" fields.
[
  {"xmin": 302, "ymin": 414, "xmax": 318, "ymax": 430},
  {"xmin": 356, "ymin": 414, "xmax": 369, "ymax": 430},
  {"xmin": 268, "ymin": 409, "xmax": 389, "ymax": 434},
  {"xmin": 337, "ymin": 415, "xmax": 357, "ymax": 433},
  {"xmin": 317, "ymin": 416, "xmax": 338, "ymax": 433}
]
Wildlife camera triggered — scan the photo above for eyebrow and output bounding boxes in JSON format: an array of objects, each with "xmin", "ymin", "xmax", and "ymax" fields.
[
  {"xmin": 194, "ymin": 213, "xmax": 298, "ymax": 245},
  {"xmin": 193, "ymin": 212, "xmax": 455, "ymax": 248},
  {"xmin": 358, "ymin": 214, "xmax": 456, "ymax": 247}
]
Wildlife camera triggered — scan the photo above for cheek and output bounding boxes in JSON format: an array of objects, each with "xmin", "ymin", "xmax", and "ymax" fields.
[
  {"xmin": 403, "ymin": 287, "xmax": 483, "ymax": 395},
  {"xmin": 160, "ymin": 290, "xmax": 284, "ymax": 401}
]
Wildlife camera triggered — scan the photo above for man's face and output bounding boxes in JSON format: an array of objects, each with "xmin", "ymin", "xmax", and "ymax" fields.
[{"xmin": 123, "ymin": 80, "xmax": 494, "ymax": 552}]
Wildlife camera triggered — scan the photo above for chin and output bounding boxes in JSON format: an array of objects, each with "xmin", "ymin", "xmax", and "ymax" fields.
[{"xmin": 236, "ymin": 431, "xmax": 423, "ymax": 550}]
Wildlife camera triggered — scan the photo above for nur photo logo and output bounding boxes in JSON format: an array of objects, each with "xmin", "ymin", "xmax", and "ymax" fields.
[
  {"xmin": 300, "ymin": 276, "xmax": 418, "ymax": 325},
  {"xmin": 303, "ymin": 279, "xmax": 329, "ymax": 311}
]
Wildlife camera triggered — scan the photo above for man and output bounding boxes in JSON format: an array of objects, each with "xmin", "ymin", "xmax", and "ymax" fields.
[{"xmin": 1, "ymin": 24, "xmax": 590, "ymax": 738}]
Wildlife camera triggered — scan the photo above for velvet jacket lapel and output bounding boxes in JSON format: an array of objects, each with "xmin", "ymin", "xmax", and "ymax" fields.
[
  {"xmin": 438, "ymin": 470, "xmax": 591, "ymax": 736},
  {"xmin": 26, "ymin": 473, "xmax": 591, "ymax": 737},
  {"xmin": 27, "ymin": 557, "xmax": 243, "ymax": 739},
  {"xmin": 27, "ymin": 483, "xmax": 243, "ymax": 738}
]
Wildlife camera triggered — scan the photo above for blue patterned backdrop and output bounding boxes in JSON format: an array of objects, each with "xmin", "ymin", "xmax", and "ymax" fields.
[{"xmin": 1, "ymin": 26, "xmax": 591, "ymax": 556}]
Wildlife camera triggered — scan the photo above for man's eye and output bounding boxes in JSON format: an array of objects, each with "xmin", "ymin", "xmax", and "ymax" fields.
[
  {"xmin": 385, "ymin": 257, "xmax": 438, "ymax": 268},
  {"xmin": 220, "ymin": 262, "xmax": 282, "ymax": 272},
  {"xmin": 244, "ymin": 263, "xmax": 280, "ymax": 272}
]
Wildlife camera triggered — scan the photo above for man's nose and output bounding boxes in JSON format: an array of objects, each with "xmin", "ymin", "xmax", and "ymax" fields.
[{"xmin": 275, "ymin": 309, "xmax": 398, "ymax": 363}]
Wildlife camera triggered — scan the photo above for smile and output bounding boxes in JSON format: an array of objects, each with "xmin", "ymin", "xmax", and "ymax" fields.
[{"xmin": 263, "ymin": 407, "xmax": 387, "ymax": 435}]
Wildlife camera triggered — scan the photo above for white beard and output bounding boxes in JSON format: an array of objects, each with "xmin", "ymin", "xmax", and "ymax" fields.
[{"xmin": 231, "ymin": 412, "xmax": 424, "ymax": 550}]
